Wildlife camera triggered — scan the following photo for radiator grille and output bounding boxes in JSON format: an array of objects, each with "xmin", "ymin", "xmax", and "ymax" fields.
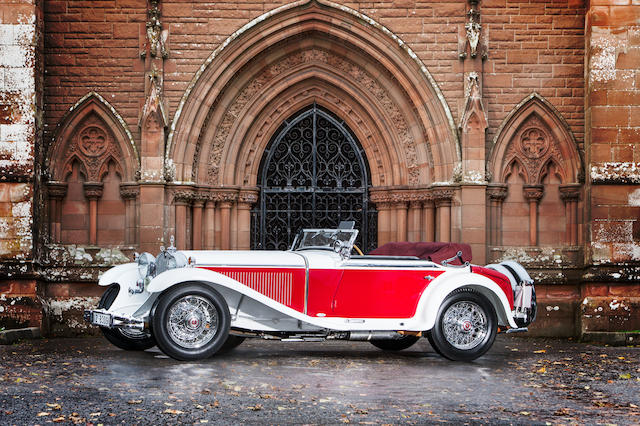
[{"xmin": 219, "ymin": 270, "xmax": 293, "ymax": 306}]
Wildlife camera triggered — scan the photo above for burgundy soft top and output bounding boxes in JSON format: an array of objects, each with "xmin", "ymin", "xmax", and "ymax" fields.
[{"xmin": 368, "ymin": 242, "xmax": 472, "ymax": 265}]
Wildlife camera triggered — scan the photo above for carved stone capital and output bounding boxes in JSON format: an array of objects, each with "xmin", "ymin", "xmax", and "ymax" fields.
[
  {"xmin": 432, "ymin": 187, "xmax": 454, "ymax": 207},
  {"xmin": 487, "ymin": 184, "xmax": 508, "ymax": 201},
  {"xmin": 213, "ymin": 189, "xmax": 238, "ymax": 203},
  {"xmin": 83, "ymin": 182, "xmax": 104, "ymax": 200},
  {"xmin": 523, "ymin": 184, "xmax": 544, "ymax": 202},
  {"xmin": 559, "ymin": 184, "xmax": 581, "ymax": 202},
  {"xmin": 238, "ymin": 190, "xmax": 259, "ymax": 205},
  {"xmin": 173, "ymin": 190, "xmax": 194, "ymax": 205},
  {"xmin": 47, "ymin": 182, "xmax": 68, "ymax": 200},
  {"xmin": 119, "ymin": 183, "xmax": 140, "ymax": 200}
]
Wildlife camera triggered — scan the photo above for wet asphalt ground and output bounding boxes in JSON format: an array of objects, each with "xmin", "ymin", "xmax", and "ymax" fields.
[{"xmin": 1, "ymin": 335, "xmax": 639, "ymax": 425}]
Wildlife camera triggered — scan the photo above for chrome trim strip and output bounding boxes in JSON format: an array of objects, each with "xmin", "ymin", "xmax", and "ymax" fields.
[
  {"xmin": 290, "ymin": 252, "xmax": 310, "ymax": 314},
  {"xmin": 198, "ymin": 264, "xmax": 304, "ymax": 269}
]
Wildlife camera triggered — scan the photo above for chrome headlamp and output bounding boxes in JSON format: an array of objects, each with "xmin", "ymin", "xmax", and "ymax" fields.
[{"xmin": 136, "ymin": 252, "xmax": 156, "ymax": 279}]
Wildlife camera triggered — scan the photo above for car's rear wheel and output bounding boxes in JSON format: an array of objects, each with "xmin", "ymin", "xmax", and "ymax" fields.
[
  {"xmin": 428, "ymin": 289, "xmax": 497, "ymax": 362},
  {"xmin": 370, "ymin": 335, "xmax": 420, "ymax": 351},
  {"xmin": 97, "ymin": 284, "xmax": 156, "ymax": 351},
  {"xmin": 151, "ymin": 284, "xmax": 230, "ymax": 361}
]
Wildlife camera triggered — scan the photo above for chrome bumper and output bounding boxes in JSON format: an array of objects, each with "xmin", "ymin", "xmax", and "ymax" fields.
[{"xmin": 84, "ymin": 309, "xmax": 146, "ymax": 331}]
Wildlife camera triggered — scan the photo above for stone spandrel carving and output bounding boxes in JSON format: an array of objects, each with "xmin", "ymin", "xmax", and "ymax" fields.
[
  {"xmin": 200, "ymin": 48, "xmax": 426, "ymax": 185},
  {"xmin": 142, "ymin": 0, "xmax": 168, "ymax": 59},
  {"xmin": 520, "ymin": 127, "xmax": 549, "ymax": 159}
]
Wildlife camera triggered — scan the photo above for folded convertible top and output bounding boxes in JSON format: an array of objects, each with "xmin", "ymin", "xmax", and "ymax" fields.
[{"xmin": 368, "ymin": 242, "xmax": 472, "ymax": 265}]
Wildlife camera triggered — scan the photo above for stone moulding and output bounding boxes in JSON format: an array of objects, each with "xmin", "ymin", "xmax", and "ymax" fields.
[
  {"xmin": 166, "ymin": 0, "xmax": 459, "ymax": 171},
  {"xmin": 198, "ymin": 48, "xmax": 425, "ymax": 186}
]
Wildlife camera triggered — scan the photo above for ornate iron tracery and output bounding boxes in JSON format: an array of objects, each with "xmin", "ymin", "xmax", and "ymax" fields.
[{"xmin": 252, "ymin": 104, "xmax": 377, "ymax": 251}]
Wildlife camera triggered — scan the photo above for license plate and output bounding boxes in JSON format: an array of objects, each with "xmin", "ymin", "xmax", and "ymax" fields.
[{"xmin": 93, "ymin": 312, "xmax": 112, "ymax": 327}]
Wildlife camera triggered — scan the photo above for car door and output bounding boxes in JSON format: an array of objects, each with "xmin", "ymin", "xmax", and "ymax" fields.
[{"xmin": 330, "ymin": 258, "xmax": 443, "ymax": 318}]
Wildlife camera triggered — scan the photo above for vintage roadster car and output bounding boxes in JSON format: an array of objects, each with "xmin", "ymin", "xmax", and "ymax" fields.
[{"xmin": 85, "ymin": 223, "xmax": 536, "ymax": 361}]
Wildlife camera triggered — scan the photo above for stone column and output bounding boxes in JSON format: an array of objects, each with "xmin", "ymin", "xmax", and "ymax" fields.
[
  {"xmin": 83, "ymin": 182, "xmax": 103, "ymax": 245},
  {"xmin": 559, "ymin": 184, "xmax": 581, "ymax": 246},
  {"xmin": 191, "ymin": 196, "xmax": 206, "ymax": 250},
  {"xmin": 47, "ymin": 182, "xmax": 67, "ymax": 243},
  {"xmin": 204, "ymin": 198, "xmax": 216, "ymax": 250},
  {"xmin": 394, "ymin": 200, "xmax": 408, "ymax": 242},
  {"xmin": 119, "ymin": 183, "xmax": 140, "ymax": 245},
  {"xmin": 407, "ymin": 201, "xmax": 422, "ymax": 242},
  {"xmin": 370, "ymin": 190, "xmax": 392, "ymax": 246},
  {"xmin": 173, "ymin": 191, "xmax": 192, "ymax": 250},
  {"xmin": 421, "ymin": 199, "xmax": 435, "ymax": 242},
  {"xmin": 216, "ymin": 190, "xmax": 237, "ymax": 250},
  {"xmin": 523, "ymin": 184, "xmax": 544, "ymax": 247},
  {"xmin": 237, "ymin": 190, "xmax": 258, "ymax": 250},
  {"xmin": 486, "ymin": 184, "xmax": 508, "ymax": 246},
  {"xmin": 433, "ymin": 189, "xmax": 453, "ymax": 242}
]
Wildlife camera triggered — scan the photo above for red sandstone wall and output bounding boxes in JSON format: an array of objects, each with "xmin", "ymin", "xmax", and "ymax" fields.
[
  {"xmin": 583, "ymin": 1, "xmax": 640, "ymax": 335},
  {"xmin": 43, "ymin": 0, "xmax": 585, "ymax": 153}
]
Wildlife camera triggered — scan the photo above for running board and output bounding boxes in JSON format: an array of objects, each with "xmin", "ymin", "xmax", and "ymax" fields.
[{"xmin": 505, "ymin": 327, "xmax": 528, "ymax": 334}]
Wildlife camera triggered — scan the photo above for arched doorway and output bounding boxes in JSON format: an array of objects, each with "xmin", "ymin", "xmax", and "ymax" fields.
[{"xmin": 252, "ymin": 104, "xmax": 376, "ymax": 251}]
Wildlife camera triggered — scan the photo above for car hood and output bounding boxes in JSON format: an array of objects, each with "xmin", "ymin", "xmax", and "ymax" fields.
[{"xmin": 179, "ymin": 250, "xmax": 307, "ymax": 268}]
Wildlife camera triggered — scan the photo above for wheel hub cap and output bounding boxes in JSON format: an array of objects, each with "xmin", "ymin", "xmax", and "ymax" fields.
[{"xmin": 442, "ymin": 300, "xmax": 488, "ymax": 350}]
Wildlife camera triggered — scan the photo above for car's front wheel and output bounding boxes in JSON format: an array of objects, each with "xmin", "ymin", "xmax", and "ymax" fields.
[
  {"xmin": 97, "ymin": 284, "xmax": 156, "ymax": 351},
  {"xmin": 151, "ymin": 284, "xmax": 230, "ymax": 361},
  {"xmin": 428, "ymin": 289, "xmax": 497, "ymax": 362}
]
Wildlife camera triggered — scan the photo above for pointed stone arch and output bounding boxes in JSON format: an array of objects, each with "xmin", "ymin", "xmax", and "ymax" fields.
[
  {"xmin": 167, "ymin": 0, "xmax": 459, "ymax": 187},
  {"xmin": 47, "ymin": 92, "xmax": 139, "ymax": 182},
  {"xmin": 46, "ymin": 92, "xmax": 139, "ymax": 245},
  {"xmin": 489, "ymin": 93, "xmax": 582, "ymax": 185},
  {"xmin": 488, "ymin": 93, "xmax": 583, "ymax": 248}
]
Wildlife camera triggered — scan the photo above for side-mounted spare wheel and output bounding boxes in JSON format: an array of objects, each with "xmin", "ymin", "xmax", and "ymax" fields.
[
  {"xmin": 427, "ymin": 288, "xmax": 498, "ymax": 362},
  {"xmin": 98, "ymin": 284, "xmax": 156, "ymax": 351},
  {"xmin": 151, "ymin": 283, "xmax": 231, "ymax": 361}
]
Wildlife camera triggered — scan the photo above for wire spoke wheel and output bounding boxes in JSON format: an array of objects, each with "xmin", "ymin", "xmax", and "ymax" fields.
[
  {"xmin": 442, "ymin": 301, "xmax": 488, "ymax": 350},
  {"xmin": 428, "ymin": 289, "xmax": 497, "ymax": 361},
  {"xmin": 152, "ymin": 284, "xmax": 230, "ymax": 361},
  {"xmin": 167, "ymin": 295, "xmax": 219, "ymax": 349}
]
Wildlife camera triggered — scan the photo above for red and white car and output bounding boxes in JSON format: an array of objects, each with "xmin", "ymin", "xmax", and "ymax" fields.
[{"xmin": 85, "ymin": 224, "xmax": 536, "ymax": 361}]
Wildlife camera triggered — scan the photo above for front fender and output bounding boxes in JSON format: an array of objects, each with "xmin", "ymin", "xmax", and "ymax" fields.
[
  {"xmin": 416, "ymin": 269, "xmax": 518, "ymax": 330},
  {"xmin": 98, "ymin": 263, "xmax": 137, "ymax": 286}
]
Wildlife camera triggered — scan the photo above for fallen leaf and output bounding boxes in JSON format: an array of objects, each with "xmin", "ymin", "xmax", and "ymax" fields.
[
  {"xmin": 128, "ymin": 400, "xmax": 143, "ymax": 405},
  {"xmin": 37, "ymin": 412, "xmax": 50, "ymax": 417},
  {"xmin": 519, "ymin": 411, "xmax": 531, "ymax": 416},
  {"xmin": 620, "ymin": 373, "xmax": 632, "ymax": 379},
  {"xmin": 163, "ymin": 409, "xmax": 184, "ymax": 415},
  {"xmin": 534, "ymin": 350, "xmax": 546, "ymax": 354},
  {"xmin": 536, "ymin": 367, "xmax": 546, "ymax": 373},
  {"xmin": 247, "ymin": 404, "xmax": 263, "ymax": 411},
  {"xmin": 164, "ymin": 402, "xmax": 174, "ymax": 407},
  {"xmin": 53, "ymin": 416, "xmax": 66, "ymax": 423}
]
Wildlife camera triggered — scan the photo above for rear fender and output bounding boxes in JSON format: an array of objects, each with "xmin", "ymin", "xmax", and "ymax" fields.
[{"xmin": 417, "ymin": 269, "xmax": 518, "ymax": 330}]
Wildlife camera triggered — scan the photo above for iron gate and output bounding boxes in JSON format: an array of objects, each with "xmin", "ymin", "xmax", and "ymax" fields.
[{"xmin": 252, "ymin": 104, "xmax": 376, "ymax": 251}]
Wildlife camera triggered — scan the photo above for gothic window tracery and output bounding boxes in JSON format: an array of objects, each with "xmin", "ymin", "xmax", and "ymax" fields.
[
  {"xmin": 47, "ymin": 94, "xmax": 138, "ymax": 246},
  {"xmin": 489, "ymin": 94, "xmax": 582, "ymax": 248}
]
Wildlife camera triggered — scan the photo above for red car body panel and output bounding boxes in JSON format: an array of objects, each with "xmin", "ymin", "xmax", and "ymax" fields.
[{"xmin": 471, "ymin": 266, "xmax": 514, "ymax": 309}]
